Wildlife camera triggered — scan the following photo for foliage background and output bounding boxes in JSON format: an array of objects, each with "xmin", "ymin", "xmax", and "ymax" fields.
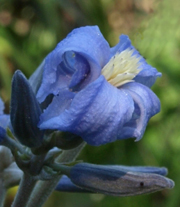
[{"xmin": 0, "ymin": 0, "xmax": 180, "ymax": 206}]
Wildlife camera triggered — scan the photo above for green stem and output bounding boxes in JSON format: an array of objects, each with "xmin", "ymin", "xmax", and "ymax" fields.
[
  {"xmin": 49, "ymin": 163, "xmax": 71, "ymax": 176},
  {"xmin": 0, "ymin": 179, "xmax": 6, "ymax": 207},
  {"xmin": 11, "ymin": 173, "xmax": 37, "ymax": 207},
  {"xmin": 3, "ymin": 135, "xmax": 25, "ymax": 155},
  {"xmin": 26, "ymin": 142, "xmax": 86, "ymax": 207}
]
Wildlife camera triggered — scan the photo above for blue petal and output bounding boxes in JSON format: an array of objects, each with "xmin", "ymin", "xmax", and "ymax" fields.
[
  {"xmin": 0, "ymin": 114, "xmax": 10, "ymax": 129},
  {"xmin": 0, "ymin": 97, "xmax": 10, "ymax": 129},
  {"xmin": 0, "ymin": 126, "xmax": 6, "ymax": 143},
  {"xmin": 0, "ymin": 96, "xmax": 9, "ymax": 143},
  {"xmin": 66, "ymin": 52, "xmax": 90, "ymax": 89},
  {"xmin": 37, "ymin": 26, "xmax": 110, "ymax": 103},
  {"xmin": 0, "ymin": 97, "xmax": 5, "ymax": 115},
  {"xmin": 110, "ymin": 34, "xmax": 133, "ymax": 56},
  {"xmin": 134, "ymin": 66, "xmax": 162, "ymax": 88},
  {"xmin": 40, "ymin": 90, "xmax": 75, "ymax": 122},
  {"xmin": 111, "ymin": 35, "xmax": 161, "ymax": 87},
  {"xmin": 118, "ymin": 82, "xmax": 161, "ymax": 141},
  {"xmin": 39, "ymin": 75, "xmax": 134, "ymax": 146}
]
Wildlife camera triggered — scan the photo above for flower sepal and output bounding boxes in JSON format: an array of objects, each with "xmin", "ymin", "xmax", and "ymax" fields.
[
  {"xmin": 49, "ymin": 131, "xmax": 84, "ymax": 150},
  {"xmin": 31, "ymin": 131, "xmax": 83, "ymax": 155}
]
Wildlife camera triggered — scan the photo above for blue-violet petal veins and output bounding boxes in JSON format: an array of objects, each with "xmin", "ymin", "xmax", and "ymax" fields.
[
  {"xmin": 39, "ymin": 75, "xmax": 134, "ymax": 146},
  {"xmin": 36, "ymin": 26, "xmax": 110, "ymax": 103},
  {"xmin": 119, "ymin": 82, "xmax": 160, "ymax": 141}
]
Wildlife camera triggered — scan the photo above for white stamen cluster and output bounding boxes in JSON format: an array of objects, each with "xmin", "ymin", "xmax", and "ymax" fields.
[{"xmin": 101, "ymin": 49, "xmax": 142, "ymax": 87}]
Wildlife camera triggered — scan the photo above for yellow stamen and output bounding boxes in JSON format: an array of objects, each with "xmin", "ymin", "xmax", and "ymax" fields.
[{"xmin": 101, "ymin": 49, "xmax": 142, "ymax": 87}]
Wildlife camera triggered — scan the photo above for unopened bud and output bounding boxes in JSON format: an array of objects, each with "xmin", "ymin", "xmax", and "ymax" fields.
[
  {"xmin": 10, "ymin": 70, "xmax": 44, "ymax": 148},
  {"xmin": 67, "ymin": 163, "xmax": 174, "ymax": 196}
]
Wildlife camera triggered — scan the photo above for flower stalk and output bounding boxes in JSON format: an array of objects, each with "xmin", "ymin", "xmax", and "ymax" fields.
[
  {"xmin": 0, "ymin": 179, "xmax": 6, "ymax": 207},
  {"xmin": 11, "ymin": 173, "xmax": 36, "ymax": 207},
  {"xmin": 26, "ymin": 142, "xmax": 86, "ymax": 207},
  {"xmin": 11, "ymin": 152, "xmax": 47, "ymax": 207}
]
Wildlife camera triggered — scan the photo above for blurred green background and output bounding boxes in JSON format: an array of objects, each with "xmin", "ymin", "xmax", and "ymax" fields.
[{"xmin": 0, "ymin": 0, "xmax": 180, "ymax": 206}]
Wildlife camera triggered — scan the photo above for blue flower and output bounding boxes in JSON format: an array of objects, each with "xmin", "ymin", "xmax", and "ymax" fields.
[
  {"xmin": 35, "ymin": 26, "xmax": 161, "ymax": 146},
  {"xmin": 55, "ymin": 163, "xmax": 174, "ymax": 196}
]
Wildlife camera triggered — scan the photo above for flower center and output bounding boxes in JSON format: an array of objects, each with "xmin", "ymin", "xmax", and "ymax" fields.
[{"xmin": 101, "ymin": 49, "xmax": 142, "ymax": 87}]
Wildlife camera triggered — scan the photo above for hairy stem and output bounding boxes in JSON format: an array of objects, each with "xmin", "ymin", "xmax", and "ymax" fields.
[
  {"xmin": 26, "ymin": 142, "xmax": 86, "ymax": 207},
  {"xmin": 11, "ymin": 173, "xmax": 36, "ymax": 207}
]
